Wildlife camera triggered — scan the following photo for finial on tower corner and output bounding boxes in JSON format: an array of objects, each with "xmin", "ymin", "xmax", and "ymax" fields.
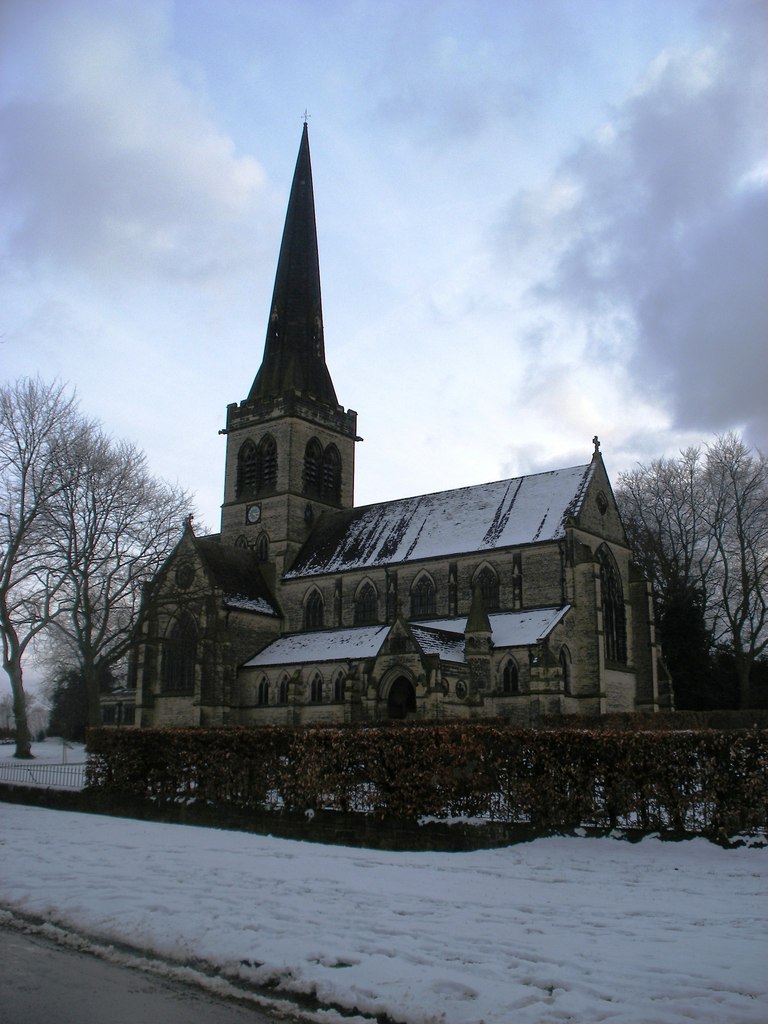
[{"xmin": 592, "ymin": 435, "xmax": 601, "ymax": 455}]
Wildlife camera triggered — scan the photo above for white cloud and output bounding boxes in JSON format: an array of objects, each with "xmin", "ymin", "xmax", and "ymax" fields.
[{"xmin": 0, "ymin": 0, "xmax": 267, "ymax": 283}]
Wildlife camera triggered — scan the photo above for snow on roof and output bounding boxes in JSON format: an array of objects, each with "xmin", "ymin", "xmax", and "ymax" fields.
[
  {"xmin": 245, "ymin": 607, "xmax": 571, "ymax": 669},
  {"xmin": 224, "ymin": 593, "xmax": 279, "ymax": 615},
  {"xmin": 244, "ymin": 625, "xmax": 390, "ymax": 667},
  {"xmin": 286, "ymin": 464, "xmax": 594, "ymax": 578},
  {"xmin": 409, "ymin": 625, "xmax": 466, "ymax": 663},
  {"xmin": 415, "ymin": 606, "xmax": 571, "ymax": 648}
]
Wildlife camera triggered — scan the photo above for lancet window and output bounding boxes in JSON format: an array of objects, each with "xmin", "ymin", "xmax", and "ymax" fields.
[
  {"xmin": 304, "ymin": 589, "xmax": 325, "ymax": 629},
  {"xmin": 354, "ymin": 582, "xmax": 378, "ymax": 625},
  {"xmin": 475, "ymin": 566, "xmax": 500, "ymax": 612},
  {"xmin": 598, "ymin": 546, "xmax": 627, "ymax": 664},
  {"xmin": 500, "ymin": 658, "xmax": 519, "ymax": 694},
  {"xmin": 161, "ymin": 613, "xmax": 197, "ymax": 694},
  {"xmin": 410, "ymin": 575, "xmax": 436, "ymax": 617}
]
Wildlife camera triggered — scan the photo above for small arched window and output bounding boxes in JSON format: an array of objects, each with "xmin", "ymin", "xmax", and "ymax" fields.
[
  {"xmin": 475, "ymin": 566, "xmax": 500, "ymax": 612},
  {"xmin": 501, "ymin": 658, "xmax": 519, "ymax": 694},
  {"xmin": 410, "ymin": 575, "xmax": 436, "ymax": 618},
  {"xmin": 234, "ymin": 534, "xmax": 249, "ymax": 549},
  {"xmin": 256, "ymin": 435, "xmax": 278, "ymax": 491},
  {"xmin": 161, "ymin": 613, "xmax": 197, "ymax": 693},
  {"xmin": 278, "ymin": 676, "xmax": 289, "ymax": 704},
  {"xmin": 304, "ymin": 590, "xmax": 324, "ymax": 629},
  {"xmin": 598, "ymin": 546, "xmax": 627, "ymax": 664},
  {"xmin": 257, "ymin": 677, "xmax": 270, "ymax": 706},
  {"xmin": 303, "ymin": 438, "xmax": 323, "ymax": 497},
  {"xmin": 354, "ymin": 582, "xmax": 378, "ymax": 625},
  {"xmin": 236, "ymin": 440, "xmax": 258, "ymax": 496},
  {"xmin": 560, "ymin": 646, "xmax": 572, "ymax": 694},
  {"xmin": 333, "ymin": 671, "xmax": 345, "ymax": 702},
  {"xmin": 310, "ymin": 672, "xmax": 323, "ymax": 703},
  {"xmin": 254, "ymin": 532, "xmax": 269, "ymax": 563}
]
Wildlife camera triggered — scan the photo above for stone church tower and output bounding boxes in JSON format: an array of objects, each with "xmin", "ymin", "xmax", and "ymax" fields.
[{"xmin": 220, "ymin": 124, "xmax": 358, "ymax": 577}]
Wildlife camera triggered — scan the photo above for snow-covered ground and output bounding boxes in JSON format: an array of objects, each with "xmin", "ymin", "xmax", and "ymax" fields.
[
  {"xmin": 1, "ymin": 796, "xmax": 766, "ymax": 1024},
  {"xmin": 0, "ymin": 737, "xmax": 88, "ymax": 764}
]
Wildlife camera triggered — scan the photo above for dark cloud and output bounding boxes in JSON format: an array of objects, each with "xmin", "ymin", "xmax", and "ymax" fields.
[{"xmin": 498, "ymin": 0, "xmax": 768, "ymax": 452}]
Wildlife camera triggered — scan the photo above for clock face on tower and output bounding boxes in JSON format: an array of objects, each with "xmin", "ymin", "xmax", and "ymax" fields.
[{"xmin": 246, "ymin": 503, "xmax": 261, "ymax": 525}]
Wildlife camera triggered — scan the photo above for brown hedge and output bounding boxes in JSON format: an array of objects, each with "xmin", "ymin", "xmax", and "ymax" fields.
[{"xmin": 86, "ymin": 724, "xmax": 768, "ymax": 834}]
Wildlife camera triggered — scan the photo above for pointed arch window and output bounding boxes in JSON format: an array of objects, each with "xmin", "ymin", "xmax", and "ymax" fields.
[
  {"xmin": 501, "ymin": 658, "xmax": 519, "ymax": 694},
  {"xmin": 322, "ymin": 444, "xmax": 341, "ymax": 502},
  {"xmin": 303, "ymin": 439, "xmax": 323, "ymax": 497},
  {"xmin": 354, "ymin": 582, "xmax": 378, "ymax": 625},
  {"xmin": 598, "ymin": 546, "xmax": 627, "ymax": 664},
  {"xmin": 256, "ymin": 435, "xmax": 277, "ymax": 491},
  {"xmin": 333, "ymin": 671, "xmax": 345, "ymax": 702},
  {"xmin": 560, "ymin": 646, "xmax": 572, "ymax": 694},
  {"xmin": 257, "ymin": 677, "xmax": 270, "ymax": 706},
  {"xmin": 475, "ymin": 566, "xmax": 500, "ymax": 612},
  {"xmin": 254, "ymin": 532, "xmax": 269, "ymax": 563},
  {"xmin": 304, "ymin": 589, "xmax": 325, "ymax": 629},
  {"xmin": 161, "ymin": 613, "xmax": 197, "ymax": 694},
  {"xmin": 310, "ymin": 672, "xmax": 324, "ymax": 703},
  {"xmin": 278, "ymin": 675, "xmax": 290, "ymax": 704},
  {"xmin": 236, "ymin": 440, "xmax": 258, "ymax": 496},
  {"xmin": 410, "ymin": 575, "xmax": 436, "ymax": 618}
]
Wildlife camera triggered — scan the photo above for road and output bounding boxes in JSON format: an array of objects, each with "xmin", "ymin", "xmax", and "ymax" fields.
[{"xmin": 0, "ymin": 925, "xmax": 293, "ymax": 1024}]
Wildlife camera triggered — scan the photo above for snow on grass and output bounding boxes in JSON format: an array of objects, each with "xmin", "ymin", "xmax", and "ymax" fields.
[
  {"xmin": 0, "ymin": 803, "xmax": 766, "ymax": 1023},
  {"xmin": 0, "ymin": 737, "xmax": 88, "ymax": 764}
]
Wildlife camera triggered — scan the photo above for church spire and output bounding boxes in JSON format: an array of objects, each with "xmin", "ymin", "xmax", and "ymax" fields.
[{"xmin": 248, "ymin": 123, "xmax": 338, "ymax": 407}]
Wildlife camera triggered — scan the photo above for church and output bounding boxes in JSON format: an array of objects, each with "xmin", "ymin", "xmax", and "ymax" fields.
[{"xmin": 126, "ymin": 125, "xmax": 672, "ymax": 729}]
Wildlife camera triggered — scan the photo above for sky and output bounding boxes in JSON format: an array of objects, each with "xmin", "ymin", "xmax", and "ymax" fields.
[
  {"xmin": 1, "ymin": 755, "xmax": 767, "ymax": 1024},
  {"xmin": 1, "ymin": 0, "xmax": 766, "ymax": 534}
]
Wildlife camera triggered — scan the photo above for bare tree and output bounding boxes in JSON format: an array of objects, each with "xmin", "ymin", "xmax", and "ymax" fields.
[
  {"xmin": 704, "ymin": 434, "xmax": 768, "ymax": 708},
  {"xmin": 0, "ymin": 378, "xmax": 82, "ymax": 757},
  {"xmin": 618, "ymin": 434, "xmax": 768, "ymax": 708},
  {"xmin": 48, "ymin": 426, "xmax": 191, "ymax": 727}
]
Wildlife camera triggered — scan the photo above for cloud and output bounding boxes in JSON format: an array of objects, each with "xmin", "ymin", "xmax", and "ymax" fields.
[
  {"xmin": 495, "ymin": 0, "xmax": 768, "ymax": 452},
  {"xmin": 0, "ymin": 0, "xmax": 267, "ymax": 284}
]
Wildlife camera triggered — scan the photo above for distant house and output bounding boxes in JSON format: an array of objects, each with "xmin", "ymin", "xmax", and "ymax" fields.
[{"xmin": 122, "ymin": 126, "xmax": 672, "ymax": 729}]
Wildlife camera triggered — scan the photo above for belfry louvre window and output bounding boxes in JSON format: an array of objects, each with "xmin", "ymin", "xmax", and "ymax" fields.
[
  {"xmin": 236, "ymin": 440, "xmax": 258, "ymax": 496},
  {"xmin": 354, "ymin": 582, "xmax": 378, "ymax": 624},
  {"xmin": 161, "ymin": 613, "xmax": 197, "ymax": 693},
  {"xmin": 237, "ymin": 436, "xmax": 277, "ymax": 496},
  {"xmin": 304, "ymin": 438, "xmax": 342, "ymax": 503},
  {"xmin": 598, "ymin": 546, "xmax": 627, "ymax": 664},
  {"xmin": 303, "ymin": 439, "xmax": 323, "ymax": 496},
  {"xmin": 321, "ymin": 444, "xmax": 341, "ymax": 502},
  {"xmin": 410, "ymin": 576, "xmax": 436, "ymax": 617},
  {"xmin": 256, "ymin": 435, "xmax": 277, "ymax": 490}
]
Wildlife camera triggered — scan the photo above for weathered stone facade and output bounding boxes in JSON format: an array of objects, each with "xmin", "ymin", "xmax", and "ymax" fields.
[{"xmin": 125, "ymin": 126, "xmax": 672, "ymax": 730}]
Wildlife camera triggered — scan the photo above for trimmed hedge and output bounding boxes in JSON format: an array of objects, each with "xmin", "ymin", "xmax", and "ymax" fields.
[{"xmin": 86, "ymin": 723, "xmax": 768, "ymax": 835}]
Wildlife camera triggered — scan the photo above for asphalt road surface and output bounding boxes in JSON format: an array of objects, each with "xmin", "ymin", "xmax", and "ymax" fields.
[{"xmin": 0, "ymin": 925, "xmax": 293, "ymax": 1024}]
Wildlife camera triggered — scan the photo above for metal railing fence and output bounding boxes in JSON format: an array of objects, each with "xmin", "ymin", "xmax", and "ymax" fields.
[{"xmin": 0, "ymin": 762, "xmax": 86, "ymax": 790}]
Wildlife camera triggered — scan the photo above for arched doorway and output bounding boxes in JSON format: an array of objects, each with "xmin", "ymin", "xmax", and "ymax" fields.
[{"xmin": 387, "ymin": 677, "xmax": 416, "ymax": 720}]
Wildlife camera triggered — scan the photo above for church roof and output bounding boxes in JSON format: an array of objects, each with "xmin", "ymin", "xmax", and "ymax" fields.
[
  {"xmin": 248, "ymin": 123, "xmax": 338, "ymax": 407},
  {"xmin": 195, "ymin": 538, "xmax": 280, "ymax": 616},
  {"xmin": 414, "ymin": 606, "xmax": 571, "ymax": 647},
  {"xmin": 243, "ymin": 606, "xmax": 570, "ymax": 668},
  {"xmin": 287, "ymin": 463, "xmax": 594, "ymax": 577}
]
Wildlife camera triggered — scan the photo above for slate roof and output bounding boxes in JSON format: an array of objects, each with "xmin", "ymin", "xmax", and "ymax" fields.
[
  {"xmin": 243, "ymin": 606, "xmax": 570, "ymax": 668},
  {"xmin": 287, "ymin": 463, "xmax": 594, "ymax": 578},
  {"xmin": 415, "ymin": 607, "xmax": 571, "ymax": 647},
  {"xmin": 195, "ymin": 537, "xmax": 280, "ymax": 617},
  {"xmin": 248, "ymin": 123, "xmax": 338, "ymax": 408}
]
